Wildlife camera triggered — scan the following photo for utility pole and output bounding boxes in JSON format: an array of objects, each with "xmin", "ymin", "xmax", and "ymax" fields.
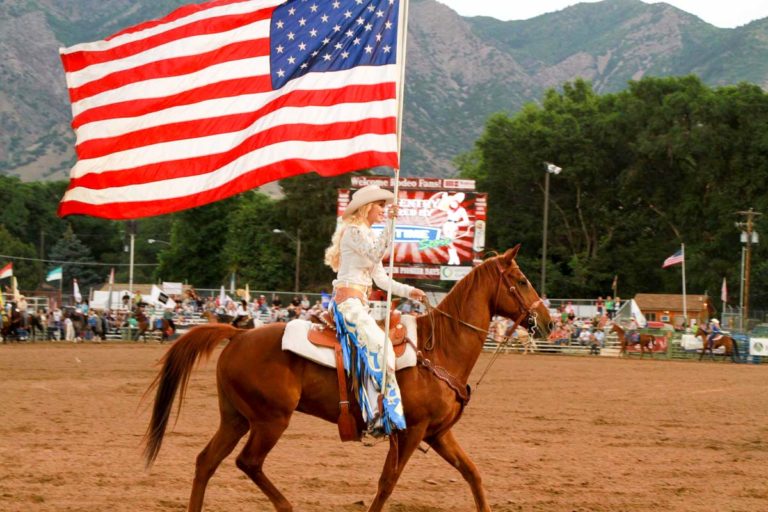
[{"xmin": 736, "ymin": 209, "xmax": 761, "ymax": 328}]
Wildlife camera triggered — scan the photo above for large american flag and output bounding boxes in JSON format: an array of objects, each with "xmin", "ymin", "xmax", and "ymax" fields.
[{"xmin": 58, "ymin": 0, "xmax": 402, "ymax": 219}]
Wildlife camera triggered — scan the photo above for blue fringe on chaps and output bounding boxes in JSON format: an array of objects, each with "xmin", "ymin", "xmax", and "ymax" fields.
[{"xmin": 331, "ymin": 298, "xmax": 406, "ymax": 435}]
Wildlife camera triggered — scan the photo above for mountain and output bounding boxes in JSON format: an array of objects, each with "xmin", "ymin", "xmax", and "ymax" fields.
[{"xmin": 1, "ymin": 0, "xmax": 767, "ymax": 181}]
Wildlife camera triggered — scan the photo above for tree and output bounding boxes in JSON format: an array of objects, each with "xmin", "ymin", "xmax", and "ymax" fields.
[
  {"xmin": 155, "ymin": 196, "xmax": 240, "ymax": 287},
  {"xmin": 459, "ymin": 76, "xmax": 768, "ymax": 305},
  {"xmin": 0, "ymin": 225, "xmax": 41, "ymax": 292},
  {"xmin": 48, "ymin": 225, "xmax": 102, "ymax": 294},
  {"xmin": 222, "ymin": 192, "xmax": 286, "ymax": 290}
]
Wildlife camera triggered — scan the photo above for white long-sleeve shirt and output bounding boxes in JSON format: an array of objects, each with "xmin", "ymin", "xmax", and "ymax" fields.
[{"xmin": 332, "ymin": 223, "xmax": 414, "ymax": 299}]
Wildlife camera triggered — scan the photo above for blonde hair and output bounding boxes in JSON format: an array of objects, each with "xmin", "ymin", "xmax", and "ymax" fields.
[{"xmin": 324, "ymin": 203, "xmax": 376, "ymax": 272}]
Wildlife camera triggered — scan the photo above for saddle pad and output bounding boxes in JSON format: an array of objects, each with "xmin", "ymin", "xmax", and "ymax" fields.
[{"xmin": 282, "ymin": 318, "xmax": 417, "ymax": 370}]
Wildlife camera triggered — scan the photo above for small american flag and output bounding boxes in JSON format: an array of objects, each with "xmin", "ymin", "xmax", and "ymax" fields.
[
  {"xmin": 662, "ymin": 249, "xmax": 684, "ymax": 268},
  {"xmin": 58, "ymin": 0, "xmax": 402, "ymax": 219}
]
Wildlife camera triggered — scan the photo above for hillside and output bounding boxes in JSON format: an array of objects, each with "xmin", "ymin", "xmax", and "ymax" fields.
[{"xmin": 1, "ymin": 0, "xmax": 767, "ymax": 181}]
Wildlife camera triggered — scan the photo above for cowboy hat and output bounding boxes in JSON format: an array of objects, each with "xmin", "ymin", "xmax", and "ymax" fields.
[{"xmin": 342, "ymin": 185, "xmax": 395, "ymax": 219}]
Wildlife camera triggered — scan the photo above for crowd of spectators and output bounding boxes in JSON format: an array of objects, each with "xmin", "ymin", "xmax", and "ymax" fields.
[{"xmin": 3, "ymin": 288, "xmax": 426, "ymax": 343}]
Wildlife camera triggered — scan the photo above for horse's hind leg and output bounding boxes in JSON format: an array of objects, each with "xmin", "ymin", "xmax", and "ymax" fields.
[
  {"xmin": 236, "ymin": 418, "xmax": 293, "ymax": 511},
  {"xmin": 427, "ymin": 429, "xmax": 491, "ymax": 512},
  {"xmin": 188, "ymin": 407, "xmax": 249, "ymax": 512}
]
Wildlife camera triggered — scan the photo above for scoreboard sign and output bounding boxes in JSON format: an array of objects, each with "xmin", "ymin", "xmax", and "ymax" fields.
[{"xmin": 337, "ymin": 178, "xmax": 487, "ymax": 280}]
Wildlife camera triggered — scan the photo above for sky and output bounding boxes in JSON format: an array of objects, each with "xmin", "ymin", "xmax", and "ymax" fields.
[{"xmin": 434, "ymin": 1, "xmax": 768, "ymax": 29}]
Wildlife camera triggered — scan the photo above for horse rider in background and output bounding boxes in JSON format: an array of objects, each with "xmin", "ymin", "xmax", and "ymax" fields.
[{"xmin": 707, "ymin": 318, "xmax": 722, "ymax": 350}]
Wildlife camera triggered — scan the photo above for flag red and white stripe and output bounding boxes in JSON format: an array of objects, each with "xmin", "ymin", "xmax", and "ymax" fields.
[
  {"xmin": 58, "ymin": 0, "xmax": 401, "ymax": 219},
  {"xmin": 662, "ymin": 249, "xmax": 684, "ymax": 268},
  {"xmin": 0, "ymin": 262, "xmax": 12, "ymax": 280},
  {"xmin": 721, "ymin": 277, "xmax": 727, "ymax": 303}
]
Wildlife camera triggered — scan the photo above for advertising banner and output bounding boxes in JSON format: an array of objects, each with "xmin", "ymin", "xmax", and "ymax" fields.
[{"xmin": 338, "ymin": 186, "xmax": 487, "ymax": 279}]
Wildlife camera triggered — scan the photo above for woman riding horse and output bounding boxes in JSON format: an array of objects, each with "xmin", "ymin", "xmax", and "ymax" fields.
[
  {"xmin": 324, "ymin": 185, "xmax": 426, "ymax": 436},
  {"xmin": 610, "ymin": 322, "xmax": 656, "ymax": 358},
  {"xmin": 143, "ymin": 245, "xmax": 551, "ymax": 512},
  {"xmin": 695, "ymin": 325, "xmax": 740, "ymax": 362}
]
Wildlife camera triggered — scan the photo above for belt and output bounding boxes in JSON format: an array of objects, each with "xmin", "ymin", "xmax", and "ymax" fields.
[
  {"xmin": 333, "ymin": 284, "xmax": 369, "ymax": 304},
  {"xmin": 334, "ymin": 283, "xmax": 369, "ymax": 294}
]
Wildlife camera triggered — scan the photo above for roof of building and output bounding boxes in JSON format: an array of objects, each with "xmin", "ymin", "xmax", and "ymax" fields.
[{"xmin": 634, "ymin": 293, "xmax": 711, "ymax": 312}]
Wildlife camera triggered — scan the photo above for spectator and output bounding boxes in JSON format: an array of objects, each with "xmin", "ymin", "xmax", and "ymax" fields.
[
  {"xmin": 605, "ymin": 296, "xmax": 614, "ymax": 319},
  {"xmin": 300, "ymin": 294, "xmax": 310, "ymax": 310},
  {"xmin": 64, "ymin": 313, "xmax": 75, "ymax": 342},
  {"xmin": 578, "ymin": 327, "xmax": 593, "ymax": 346},
  {"xmin": 591, "ymin": 328, "xmax": 605, "ymax": 355},
  {"xmin": 17, "ymin": 295, "xmax": 28, "ymax": 329},
  {"xmin": 595, "ymin": 296, "xmax": 604, "ymax": 316},
  {"xmin": 52, "ymin": 307, "xmax": 63, "ymax": 340},
  {"xmin": 565, "ymin": 301, "xmax": 576, "ymax": 321}
]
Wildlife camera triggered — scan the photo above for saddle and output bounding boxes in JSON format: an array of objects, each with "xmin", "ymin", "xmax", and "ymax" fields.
[
  {"xmin": 307, "ymin": 309, "xmax": 411, "ymax": 442},
  {"xmin": 314, "ymin": 309, "xmax": 409, "ymax": 354}
]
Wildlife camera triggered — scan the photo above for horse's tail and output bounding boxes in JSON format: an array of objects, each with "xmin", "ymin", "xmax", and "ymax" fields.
[
  {"xmin": 730, "ymin": 336, "xmax": 741, "ymax": 362},
  {"xmin": 142, "ymin": 324, "xmax": 240, "ymax": 468}
]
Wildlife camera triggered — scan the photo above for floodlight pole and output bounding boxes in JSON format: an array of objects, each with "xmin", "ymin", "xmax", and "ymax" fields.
[{"xmin": 540, "ymin": 163, "xmax": 561, "ymax": 297}]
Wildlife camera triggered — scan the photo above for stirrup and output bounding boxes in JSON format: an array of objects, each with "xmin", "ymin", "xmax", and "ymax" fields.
[{"xmin": 361, "ymin": 429, "xmax": 388, "ymax": 446}]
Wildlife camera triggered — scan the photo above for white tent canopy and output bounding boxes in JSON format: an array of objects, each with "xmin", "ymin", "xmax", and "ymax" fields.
[{"xmin": 614, "ymin": 299, "xmax": 647, "ymax": 328}]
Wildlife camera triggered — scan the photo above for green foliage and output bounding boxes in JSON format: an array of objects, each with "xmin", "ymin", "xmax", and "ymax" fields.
[
  {"xmin": 222, "ymin": 192, "xmax": 286, "ymax": 290},
  {"xmin": 48, "ymin": 225, "xmax": 102, "ymax": 291},
  {"xmin": 0, "ymin": 225, "xmax": 41, "ymax": 292},
  {"xmin": 459, "ymin": 76, "xmax": 768, "ymax": 309},
  {"xmin": 155, "ymin": 197, "xmax": 240, "ymax": 287}
]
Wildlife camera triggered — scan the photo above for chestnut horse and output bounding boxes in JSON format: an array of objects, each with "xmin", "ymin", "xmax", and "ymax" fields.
[
  {"xmin": 611, "ymin": 323, "xmax": 656, "ymax": 358},
  {"xmin": 696, "ymin": 326, "xmax": 740, "ymax": 362},
  {"xmin": 143, "ymin": 246, "xmax": 551, "ymax": 512},
  {"xmin": 135, "ymin": 309, "xmax": 175, "ymax": 342}
]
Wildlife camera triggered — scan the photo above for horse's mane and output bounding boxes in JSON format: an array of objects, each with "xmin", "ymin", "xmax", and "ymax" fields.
[{"xmin": 417, "ymin": 254, "xmax": 501, "ymax": 352}]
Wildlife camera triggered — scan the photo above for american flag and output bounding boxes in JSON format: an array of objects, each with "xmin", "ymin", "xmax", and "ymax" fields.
[
  {"xmin": 58, "ymin": 0, "xmax": 402, "ymax": 219},
  {"xmin": 662, "ymin": 249, "xmax": 684, "ymax": 268}
]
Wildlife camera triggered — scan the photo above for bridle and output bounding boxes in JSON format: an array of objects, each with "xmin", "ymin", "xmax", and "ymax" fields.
[
  {"xmin": 418, "ymin": 256, "xmax": 545, "ymax": 403},
  {"xmin": 424, "ymin": 258, "xmax": 542, "ymax": 349}
]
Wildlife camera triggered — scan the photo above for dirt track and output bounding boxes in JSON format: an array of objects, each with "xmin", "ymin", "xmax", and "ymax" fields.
[{"xmin": 1, "ymin": 342, "xmax": 766, "ymax": 512}]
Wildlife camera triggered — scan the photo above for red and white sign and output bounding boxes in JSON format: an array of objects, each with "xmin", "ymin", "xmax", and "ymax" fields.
[
  {"xmin": 338, "ymin": 183, "xmax": 487, "ymax": 279},
  {"xmin": 0, "ymin": 262, "xmax": 12, "ymax": 280}
]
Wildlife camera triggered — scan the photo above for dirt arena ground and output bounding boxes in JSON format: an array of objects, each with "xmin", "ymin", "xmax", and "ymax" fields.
[{"xmin": 1, "ymin": 342, "xmax": 766, "ymax": 512}]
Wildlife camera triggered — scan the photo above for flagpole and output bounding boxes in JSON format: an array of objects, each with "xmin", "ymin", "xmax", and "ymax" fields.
[
  {"xmin": 681, "ymin": 243, "xmax": 687, "ymax": 327},
  {"xmin": 128, "ymin": 230, "xmax": 135, "ymax": 314},
  {"xmin": 381, "ymin": 0, "xmax": 410, "ymax": 406}
]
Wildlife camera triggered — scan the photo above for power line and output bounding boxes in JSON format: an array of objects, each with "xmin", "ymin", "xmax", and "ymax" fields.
[{"xmin": 0, "ymin": 254, "xmax": 158, "ymax": 267}]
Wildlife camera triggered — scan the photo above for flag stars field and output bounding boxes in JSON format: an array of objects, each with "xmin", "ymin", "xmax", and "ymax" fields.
[{"xmin": 57, "ymin": 0, "xmax": 402, "ymax": 220}]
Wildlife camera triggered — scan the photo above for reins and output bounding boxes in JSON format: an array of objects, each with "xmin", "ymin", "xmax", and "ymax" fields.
[{"xmin": 419, "ymin": 258, "xmax": 543, "ymax": 394}]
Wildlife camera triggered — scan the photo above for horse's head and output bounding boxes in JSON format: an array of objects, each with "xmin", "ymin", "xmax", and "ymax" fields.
[{"xmin": 488, "ymin": 245, "xmax": 552, "ymax": 338}]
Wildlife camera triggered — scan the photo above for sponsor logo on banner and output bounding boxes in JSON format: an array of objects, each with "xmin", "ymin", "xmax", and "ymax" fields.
[
  {"xmin": 440, "ymin": 266, "xmax": 473, "ymax": 281},
  {"xmin": 750, "ymin": 338, "xmax": 768, "ymax": 356}
]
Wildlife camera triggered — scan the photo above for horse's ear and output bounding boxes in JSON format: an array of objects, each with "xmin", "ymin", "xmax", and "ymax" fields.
[{"xmin": 502, "ymin": 244, "xmax": 521, "ymax": 263}]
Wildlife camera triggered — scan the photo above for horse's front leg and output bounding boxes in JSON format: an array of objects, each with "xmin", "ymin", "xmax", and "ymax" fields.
[
  {"xmin": 367, "ymin": 423, "xmax": 427, "ymax": 512},
  {"xmin": 427, "ymin": 429, "xmax": 491, "ymax": 512}
]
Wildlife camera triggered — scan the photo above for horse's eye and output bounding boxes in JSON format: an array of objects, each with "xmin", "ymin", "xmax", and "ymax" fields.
[{"xmin": 518, "ymin": 279, "xmax": 527, "ymax": 287}]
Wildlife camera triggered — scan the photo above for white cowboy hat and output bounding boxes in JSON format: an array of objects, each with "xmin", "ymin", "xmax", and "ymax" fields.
[
  {"xmin": 711, "ymin": 318, "xmax": 720, "ymax": 323},
  {"xmin": 342, "ymin": 185, "xmax": 395, "ymax": 219}
]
